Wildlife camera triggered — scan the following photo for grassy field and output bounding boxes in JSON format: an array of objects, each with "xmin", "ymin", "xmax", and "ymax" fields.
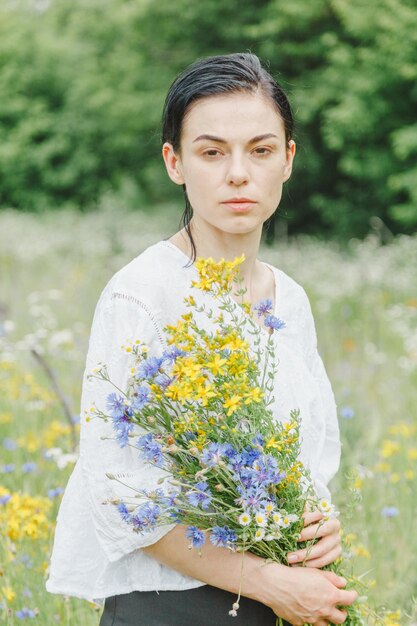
[{"xmin": 0, "ymin": 207, "xmax": 416, "ymax": 625}]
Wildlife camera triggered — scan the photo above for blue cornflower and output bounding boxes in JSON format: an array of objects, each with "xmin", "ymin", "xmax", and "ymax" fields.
[
  {"xmin": 153, "ymin": 372, "xmax": 173, "ymax": 389},
  {"xmin": 209, "ymin": 525, "xmax": 237, "ymax": 548},
  {"xmin": 264, "ymin": 315, "xmax": 286, "ymax": 331},
  {"xmin": 113, "ymin": 420, "xmax": 133, "ymax": 448},
  {"xmin": 1, "ymin": 464, "xmax": 15, "ymax": 473},
  {"xmin": 186, "ymin": 526, "xmax": 206, "ymax": 549},
  {"xmin": 381, "ymin": 506, "xmax": 399, "ymax": 518},
  {"xmin": 47, "ymin": 487, "xmax": 64, "ymax": 498},
  {"xmin": 137, "ymin": 356, "xmax": 163, "ymax": 379},
  {"xmin": 3, "ymin": 437, "xmax": 17, "ymax": 450},
  {"xmin": 137, "ymin": 433, "xmax": 164, "ymax": 467},
  {"xmin": 131, "ymin": 502, "xmax": 161, "ymax": 532},
  {"xmin": 22, "ymin": 588, "xmax": 32, "ymax": 598},
  {"xmin": 106, "ymin": 393, "xmax": 126, "ymax": 419},
  {"xmin": 19, "ymin": 554, "xmax": 33, "ymax": 568},
  {"xmin": 340, "ymin": 406, "xmax": 355, "ymax": 419},
  {"xmin": 15, "ymin": 608, "xmax": 36, "ymax": 619},
  {"xmin": 236, "ymin": 485, "xmax": 269, "ymax": 512},
  {"xmin": 0, "ymin": 494, "xmax": 11, "ymax": 505},
  {"xmin": 186, "ymin": 481, "xmax": 212, "ymax": 510},
  {"xmin": 251, "ymin": 434, "xmax": 264, "ymax": 447},
  {"xmin": 253, "ymin": 455, "xmax": 285, "ymax": 486},
  {"xmin": 162, "ymin": 346, "xmax": 185, "ymax": 364},
  {"xmin": 253, "ymin": 299, "xmax": 273, "ymax": 318},
  {"xmin": 241, "ymin": 446, "xmax": 261, "ymax": 466},
  {"xmin": 131, "ymin": 386, "xmax": 151, "ymax": 411},
  {"xmin": 201, "ymin": 442, "xmax": 229, "ymax": 467},
  {"xmin": 22, "ymin": 462, "xmax": 37, "ymax": 473},
  {"xmin": 117, "ymin": 502, "xmax": 131, "ymax": 523}
]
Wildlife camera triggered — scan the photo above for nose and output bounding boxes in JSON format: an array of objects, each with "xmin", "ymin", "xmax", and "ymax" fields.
[{"xmin": 226, "ymin": 153, "xmax": 249, "ymax": 186}]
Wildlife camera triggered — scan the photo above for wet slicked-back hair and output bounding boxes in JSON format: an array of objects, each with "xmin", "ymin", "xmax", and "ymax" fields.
[{"xmin": 161, "ymin": 53, "xmax": 295, "ymax": 263}]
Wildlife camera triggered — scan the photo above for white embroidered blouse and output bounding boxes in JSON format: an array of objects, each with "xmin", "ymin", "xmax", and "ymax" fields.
[{"xmin": 45, "ymin": 239, "xmax": 341, "ymax": 604}]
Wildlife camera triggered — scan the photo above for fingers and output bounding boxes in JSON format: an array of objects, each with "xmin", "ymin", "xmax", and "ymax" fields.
[
  {"xmin": 302, "ymin": 510, "xmax": 325, "ymax": 527},
  {"xmin": 296, "ymin": 545, "xmax": 342, "ymax": 568},
  {"xmin": 336, "ymin": 589, "xmax": 359, "ymax": 607},
  {"xmin": 298, "ymin": 517, "xmax": 340, "ymax": 542},
  {"xmin": 329, "ymin": 607, "xmax": 348, "ymax": 624},
  {"xmin": 288, "ymin": 533, "xmax": 341, "ymax": 565}
]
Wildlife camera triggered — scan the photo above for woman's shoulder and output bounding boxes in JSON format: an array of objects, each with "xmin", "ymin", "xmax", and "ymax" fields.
[
  {"xmin": 265, "ymin": 261, "xmax": 311, "ymax": 309},
  {"xmin": 97, "ymin": 239, "xmax": 192, "ymax": 311}
]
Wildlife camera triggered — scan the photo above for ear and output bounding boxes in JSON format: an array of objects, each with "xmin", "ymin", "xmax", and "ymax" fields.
[
  {"xmin": 162, "ymin": 142, "xmax": 185, "ymax": 185},
  {"xmin": 283, "ymin": 140, "xmax": 296, "ymax": 183}
]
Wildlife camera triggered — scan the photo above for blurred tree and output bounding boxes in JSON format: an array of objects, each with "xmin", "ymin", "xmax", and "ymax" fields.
[{"xmin": 0, "ymin": 0, "xmax": 415, "ymax": 238}]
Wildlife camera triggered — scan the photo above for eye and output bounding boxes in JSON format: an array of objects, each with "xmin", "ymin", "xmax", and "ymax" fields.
[
  {"xmin": 253, "ymin": 146, "xmax": 272, "ymax": 156},
  {"xmin": 203, "ymin": 149, "xmax": 222, "ymax": 158}
]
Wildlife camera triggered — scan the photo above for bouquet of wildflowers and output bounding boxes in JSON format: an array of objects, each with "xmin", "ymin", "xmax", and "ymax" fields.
[{"xmin": 88, "ymin": 255, "xmax": 388, "ymax": 626}]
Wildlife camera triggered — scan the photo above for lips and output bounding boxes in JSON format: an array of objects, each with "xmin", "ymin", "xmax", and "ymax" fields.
[{"xmin": 221, "ymin": 198, "xmax": 256, "ymax": 212}]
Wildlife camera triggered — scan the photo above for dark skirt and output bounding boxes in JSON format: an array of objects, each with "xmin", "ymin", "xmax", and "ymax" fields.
[{"xmin": 99, "ymin": 585, "xmax": 290, "ymax": 626}]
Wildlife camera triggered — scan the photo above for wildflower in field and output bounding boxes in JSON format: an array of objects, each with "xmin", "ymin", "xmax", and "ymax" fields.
[
  {"xmin": 22, "ymin": 462, "xmax": 37, "ymax": 473},
  {"xmin": 1, "ymin": 585, "xmax": 16, "ymax": 603},
  {"xmin": 381, "ymin": 506, "xmax": 399, "ymax": 517},
  {"xmin": 254, "ymin": 528, "xmax": 266, "ymax": 541},
  {"xmin": 340, "ymin": 406, "xmax": 355, "ymax": 419},
  {"xmin": 15, "ymin": 607, "xmax": 37, "ymax": 619},
  {"xmin": 47, "ymin": 487, "xmax": 64, "ymax": 498},
  {"xmin": 3, "ymin": 437, "xmax": 17, "ymax": 450}
]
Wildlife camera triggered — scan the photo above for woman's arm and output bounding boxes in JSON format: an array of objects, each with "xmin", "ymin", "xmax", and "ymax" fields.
[{"xmin": 143, "ymin": 525, "xmax": 358, "ymax": 625}]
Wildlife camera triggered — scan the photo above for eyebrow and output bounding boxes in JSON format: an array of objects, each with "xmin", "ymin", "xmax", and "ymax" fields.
[{"xmin": 192, "ymin": 133, "xmax": 279, "ymax": 144}]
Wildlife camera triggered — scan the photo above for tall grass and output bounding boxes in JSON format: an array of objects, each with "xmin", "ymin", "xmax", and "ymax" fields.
[{"xmin": 0, "ymin": 207, "xmax": 416, "ymax": 624}]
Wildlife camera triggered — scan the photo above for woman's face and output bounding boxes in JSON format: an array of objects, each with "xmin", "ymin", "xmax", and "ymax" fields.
[{"xmin": 162, "ymin": 90, "xmax": 296, "ymax": 237}]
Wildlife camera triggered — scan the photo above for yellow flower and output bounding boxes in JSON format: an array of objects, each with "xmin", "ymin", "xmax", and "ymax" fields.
[
  {"xmin": 2, "ymin": 585, "xmax": 15, "ymax": 603},
  {"xmin": 407, "ymin": 448, "xmax": 417, "ymax": 460},
  {"xmin": 206, "ymin": 354, "xmax": 227, "ymax": 376},
  {"xmin": 244, "ymin": 387, "xmax": 263, "ymax": 404},
  {"xmin": 380, "ymin": 440, "xmax": 401, "ymax": 458},
  {"xmin": 352, "ymin": 544, "xmax": 371, "ymax": 559},
  {"xmin": 223, "ymin": 395, "xmax": 242, "ymax": 416}
]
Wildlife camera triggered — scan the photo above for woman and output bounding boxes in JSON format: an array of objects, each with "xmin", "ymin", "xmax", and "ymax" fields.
[{"xmin": 46, "ymin": 53, "xmax": 358, "ymax": 625}]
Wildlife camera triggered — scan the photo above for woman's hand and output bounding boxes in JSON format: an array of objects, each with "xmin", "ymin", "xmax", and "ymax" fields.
[
  {"xmin": 264, "ymin": 564, "xmax": 358, "ymax": 626},
  {"xmin": 287, "ymin": 508, "xmax": 342, "ymax": 568}
]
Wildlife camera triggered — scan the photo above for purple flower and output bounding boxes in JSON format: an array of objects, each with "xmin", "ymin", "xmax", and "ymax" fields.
[
  {"xmin": 162, "ymin": 346, "xmax": 185, "ymax": 364},
  {"xmin": 381, "ymin": 506, "xmax": 399, "ymax": 518},
  {"xmin": 15, "ymin": 608, "xmax": 36, "ymax": 619},
  {"xmin": 153, "ymin": 373, "xmax": 173, "ymax": 389},
  {"xmin": 22, "ymin": 462, "xmax": 37, "ymax": 473},
  {"xmin": 340, "ymin": 406, "xmax": 355, "ymax": 419},
  {"xmin": 117, "ymin": 502, "xmax": 131, "ymax": 523},
  {"xmin": 264, "ymin": 315, "xmax": 286, "ymax": 331},
  {"xmin": 186, "ymin": 526, "xmax": 206, "ymax": 548},
  {"xmin": 1, "ymin": 463, "xmax": 15, "ymax": 473},
  {"xmin": 209, "ymin": 525, "xmax": 237, "ymax": 548},
  {"xmin": 137, "ymin": 434, "xmax": 164, "ymax": 467},
  {"xmin": 47, "ymin": 487, "xmax": 64, "ymax": 498},
  {"xmin": 0, "ymin": 494, "xmax": 11, "ymax": 505},
  {"xmin": 186, "ymin": 481, "xmax": 212, "ymax": 510},
  {"xmin": 106, "ymin": 392, "xmax": 126, "ymax": 418},
  {"xmin": 131, "ymin": 386, "xmax": 151, "ymax": 410},
  {"xmin": 201, "ymin": 443, "xmax": 229, "ymax": 467},
  {"xmin": 3, "ymin": 437, "xmax": 17, "ymax": 451},
  {"xmin": 137, "ymin": 356, "xmax": 163, "ymax": 379},
  {"xmin": 130, "ymin": 502, "xmax": 160, "ymax": 532},
  {"xmin": 253, "ymin": 299, "xmax": 273, "ymax": 317}
]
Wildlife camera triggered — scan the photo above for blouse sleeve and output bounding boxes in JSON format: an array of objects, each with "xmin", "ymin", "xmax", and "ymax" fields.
[
  {"xmin": 79, "ymin": 288, "xmax": 176, "ymax": 563},
  {"xmin": 301, "ymin": 289, "xmax": 341, "ymax": 501}
]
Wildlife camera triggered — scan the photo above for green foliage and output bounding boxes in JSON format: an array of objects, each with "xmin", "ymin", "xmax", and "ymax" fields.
[{"xmin": 0, "ymin": 0, "xmax": 416, "ymax": 236}]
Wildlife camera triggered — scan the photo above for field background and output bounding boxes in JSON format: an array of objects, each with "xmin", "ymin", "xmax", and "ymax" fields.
[{"xmin": 0, "ymin": 207, "xmax": 416, "ymax": 624}]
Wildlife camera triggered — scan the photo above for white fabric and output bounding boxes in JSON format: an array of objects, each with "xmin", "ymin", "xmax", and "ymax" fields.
[{"xmin": 45, "ymin": 239, "xmax": 340, "ymax": 603}]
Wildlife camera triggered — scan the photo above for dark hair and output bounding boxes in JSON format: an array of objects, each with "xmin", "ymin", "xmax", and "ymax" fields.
[{"xmin": 162, "ymin": 52, "xmax": 295, "ymax": 264}]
